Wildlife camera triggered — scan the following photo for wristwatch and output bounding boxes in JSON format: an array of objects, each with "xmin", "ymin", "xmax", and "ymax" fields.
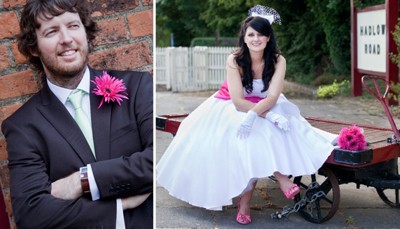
[{"xmin": 80, "ymin": 166, "xmax": 90, "ymax": 194}]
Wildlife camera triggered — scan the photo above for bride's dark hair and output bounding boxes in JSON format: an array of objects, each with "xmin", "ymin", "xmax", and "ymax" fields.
[{"xmin": 235, "ymin": 16, "xmax": 280, "ymax": 93}]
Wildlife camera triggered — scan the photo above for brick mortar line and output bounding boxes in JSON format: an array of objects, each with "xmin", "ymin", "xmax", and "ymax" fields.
[
  {"xmin": 91, "ymin": 35, "xmax": 152, "ymax": 52},
  {"xmin": 0, "ymin": 94, "xmax": 33, "ymax": 107},
  {"xmin": 0, "ymin": 38, "xmax": 16, "ymax": 45},
  {"xmin": 93, "ymin": 5, "xmax": 152, "ymax": 19},
  {"xmin": 0, "ymin": 64, "xmax": 31, "ymax": 77},
  {"xmin": 0, "ymin": 6, "xmax": 23, "ymax": 14},
  {"xmin": 5, "ymin": 41, "xmax": 15, "ymax": 67}
]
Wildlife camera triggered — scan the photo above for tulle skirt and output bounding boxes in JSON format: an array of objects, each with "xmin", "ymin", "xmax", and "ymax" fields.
[{"xmin": 156, "ymin": 93, "xmax": 335, "ymax": 210}]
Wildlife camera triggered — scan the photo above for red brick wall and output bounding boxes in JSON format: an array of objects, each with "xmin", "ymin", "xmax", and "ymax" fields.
[{"xmin": 0, "ymin": 1, "xmax": 153, "ymax": 228}]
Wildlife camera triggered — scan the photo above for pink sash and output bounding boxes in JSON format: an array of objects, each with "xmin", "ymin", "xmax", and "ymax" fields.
[{"xmin": 214, "ymin": 80, "xmax": 263, "ymax": 103}]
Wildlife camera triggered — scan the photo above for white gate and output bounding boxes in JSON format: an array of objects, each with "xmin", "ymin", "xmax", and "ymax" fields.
[{"xmin": 156, "ymin": 46, "xmax": 234, "ymax": 92}]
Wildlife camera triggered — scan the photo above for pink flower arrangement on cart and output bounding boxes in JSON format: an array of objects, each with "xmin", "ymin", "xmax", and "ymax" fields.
[{"xmin": 337, "ymin": 125, "xmax": 367, "ymax": 151}]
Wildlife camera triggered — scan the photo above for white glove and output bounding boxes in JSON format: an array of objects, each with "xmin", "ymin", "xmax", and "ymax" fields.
[
  {"xmin": 237, "ymin": 110, "xmax": 258, "ymax": 139},
  {"xmin": 265, "ymin": 111, "xmax": 290, "ymax": 131}
]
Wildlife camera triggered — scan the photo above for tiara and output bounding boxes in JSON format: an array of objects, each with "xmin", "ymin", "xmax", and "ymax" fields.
[{"xmin": 248, "ymin": 5, "xmax": 282, "ymax": 25}]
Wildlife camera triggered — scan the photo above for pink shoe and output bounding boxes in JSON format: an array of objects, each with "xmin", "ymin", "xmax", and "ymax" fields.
[
  {"xmin": 236, "ymin": 198, "xmax": 251, "ymax": 225},
  {"xmin": 236, "ymin": 211, "xmax": 252, "ymax": 225},
  {"xmin": 279, "ymin": 183, "xmax": 300, "ymax": 199}
]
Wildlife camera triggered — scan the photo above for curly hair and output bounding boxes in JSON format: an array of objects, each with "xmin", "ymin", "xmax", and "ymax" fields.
[
  {"xmin": 17, "ymin": 0, "xmax": 98, "ymax": 73},
  {"xmin": 235, "ymin": 16, "xmax": 281, "ymax": 93}
]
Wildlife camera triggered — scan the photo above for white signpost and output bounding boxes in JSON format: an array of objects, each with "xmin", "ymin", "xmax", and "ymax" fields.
[
  {"xmin": 351, "ymin": 0, "xmax": 398, "ymax": 104},
  {"xmin": 357, "ymin": 9, "xmax": 386, "ymax": 73}
]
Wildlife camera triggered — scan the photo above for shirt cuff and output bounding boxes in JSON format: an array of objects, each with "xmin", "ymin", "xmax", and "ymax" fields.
[
  {"xmin": 87, "ymin": 164, "xmax": 100, "ymax": 201},
  {"xmin": 116, "ymin": 198, "xmax": 126, "ymax": 229}
]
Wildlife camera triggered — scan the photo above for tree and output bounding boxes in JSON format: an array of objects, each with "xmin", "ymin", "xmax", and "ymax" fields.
[
  {"xmin": 156, "ymin": 0, "xmax": 366, "ymax": 85},
  {"xmin": 308, "ymin": 0, "xmax": 351, "ymax": 75},
  {"xmin": 265, "ymin": 0, "xmax": 328, "ymax": 83},
  {"xmin": 200, "ymin": 0, "xmax": 247, "ymax": 38},
  {"xmin": 156, "ymin": 0, "xmax": 209, "ymax": 47}
]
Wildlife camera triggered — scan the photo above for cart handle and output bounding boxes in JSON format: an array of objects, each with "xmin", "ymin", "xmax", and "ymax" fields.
[
  {"xmin": 361, "ymin": 75, "xmax": 390, "ymax": 100},
  {"xmin": 361, "ymin": 75, "xmax": 400, "ymax": 139}
]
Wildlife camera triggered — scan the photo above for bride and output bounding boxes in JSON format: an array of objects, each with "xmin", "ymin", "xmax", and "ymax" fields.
[{"xmin": 157, "ymin": 5, "xmax": 336, "ymax": 225}]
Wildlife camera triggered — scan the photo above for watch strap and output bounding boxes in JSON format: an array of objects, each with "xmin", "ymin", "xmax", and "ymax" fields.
[{"xmin": 80, "ymin": 166, "xmax": 90, "ymax": 194}]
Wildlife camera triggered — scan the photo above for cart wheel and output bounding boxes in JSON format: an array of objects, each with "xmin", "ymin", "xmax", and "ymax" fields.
[
  {"xmin": 293, "ymin": 167, "xmax": 340, "ymax": 224},
  {"xmin": 376, "ymin": 158, "xmax": 400, "ymax": 208},
  {"xmin": 376, "ymin": 188, "xmax": 400, "ymax": 208}
]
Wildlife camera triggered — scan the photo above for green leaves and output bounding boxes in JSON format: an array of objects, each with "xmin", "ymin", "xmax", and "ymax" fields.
[{"xmin": 156, "ymin": 0, "xmax": 356, "ymax": 85}]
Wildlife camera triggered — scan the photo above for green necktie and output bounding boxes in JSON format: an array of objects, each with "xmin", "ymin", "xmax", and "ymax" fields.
[{"xmin": 68, "ymin": 90, "xmax": 96, "ymax": 157}]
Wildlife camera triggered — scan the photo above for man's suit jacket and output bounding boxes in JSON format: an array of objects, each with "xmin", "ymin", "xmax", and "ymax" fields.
[{"xmin": 1, "ymin": 67, "xmax": 153, "ymax": 228}]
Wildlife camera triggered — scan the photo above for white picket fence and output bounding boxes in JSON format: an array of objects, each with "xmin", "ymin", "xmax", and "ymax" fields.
[{"xmin": 156, "ymin": 46, "xmax": 235, "ymax": 92}]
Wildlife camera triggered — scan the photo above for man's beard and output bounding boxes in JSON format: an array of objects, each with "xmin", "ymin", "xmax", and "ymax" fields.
[{"xmin": 41, "ymin": 53, "xmax": 88, "ymax": 79}]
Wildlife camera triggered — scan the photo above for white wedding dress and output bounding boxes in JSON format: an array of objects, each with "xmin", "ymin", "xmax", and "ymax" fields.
[{"xmin": 157, "ymin": 79, "xmax": 335, "ymax": 210}]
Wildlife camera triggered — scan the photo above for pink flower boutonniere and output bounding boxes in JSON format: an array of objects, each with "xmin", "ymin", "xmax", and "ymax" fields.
[
  {"xmin": 92, "ymin": 71, "xmax": 128, "ymax": 109},
  {"xmin": 337, "ymin": 125, "xmax": 367, "ymax": 151}
]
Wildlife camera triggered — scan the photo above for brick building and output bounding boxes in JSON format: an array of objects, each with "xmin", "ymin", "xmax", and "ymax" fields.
[{"xmin": 0, "ymin": 0, "xmax": 153, "ymax": 227}]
